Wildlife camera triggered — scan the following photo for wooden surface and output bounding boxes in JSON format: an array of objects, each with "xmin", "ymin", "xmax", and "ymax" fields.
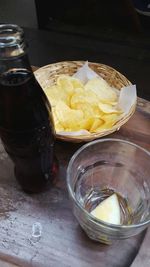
[{"xmin": 0, "ymin": 93, "xmax": 149, "ymax": 267}]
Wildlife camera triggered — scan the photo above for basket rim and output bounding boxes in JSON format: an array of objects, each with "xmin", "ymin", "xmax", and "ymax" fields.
[{"xmin": 35, "ymin": 60, "xmax": 132, "ymax": 85}]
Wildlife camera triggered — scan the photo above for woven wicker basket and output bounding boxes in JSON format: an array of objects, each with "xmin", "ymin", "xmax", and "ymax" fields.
[{"xmin": 34, "ymin": 61, "xmax": 136, "ymax": 143}]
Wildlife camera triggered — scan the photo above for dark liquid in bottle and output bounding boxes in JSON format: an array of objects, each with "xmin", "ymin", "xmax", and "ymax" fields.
[{"xmin": 0, "ymin": 69, "xmax": 56, "ymax": 193}]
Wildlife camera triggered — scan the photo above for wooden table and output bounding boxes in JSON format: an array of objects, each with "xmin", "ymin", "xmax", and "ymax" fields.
[
  {"xmin": 0, "ymin": 95, "xmax": 149, "ymax": 267},
  {"xmin": 1, "ymin": 22, "xmax": 150, "ymax": 264}
]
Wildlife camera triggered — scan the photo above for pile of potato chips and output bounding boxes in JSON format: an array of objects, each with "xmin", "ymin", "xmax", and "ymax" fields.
[{"xmin": 44, "ymin": 75, "xmax": 123, "ymax": 133}]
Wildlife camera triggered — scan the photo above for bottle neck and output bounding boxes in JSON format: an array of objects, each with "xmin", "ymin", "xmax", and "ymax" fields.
[
  {"xmin": 0, "ymin": 53, "xmax": 32, "ymax": 75},
  {"xmin": 0, "ymin": 24, "xmax": 32, "ymax": 74}
]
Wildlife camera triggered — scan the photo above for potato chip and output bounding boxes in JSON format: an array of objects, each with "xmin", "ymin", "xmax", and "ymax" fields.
[
  {"xmin": 45, "ymin": 85, "xmax": 69, "ymax": 106},
  {"xmin": 44, "ymin": 73, "xmax": 122, "ymax": 135},
  {"xmin": 90, "ymin": 118, "xmax": 104, "ymax": 132},
  {"xmin": 64, "ymin": 123, "xmax": 91, "ymax": 132},
  {"xmin": 70, "ymin": 77, "xmax": 84, "ymax": 89},
  {"xmin": 54, "ymin": 121, "xmax": 65, "ymax": 132},
  {"xmin": 57, "ymin": 75, "xmax": 74, "ymax": 96},
  {"xmin": 71, "ymin": 91, "xmax": 99, "ymax": 108},
  {"xmin": 98, "ymin": 103, "xmax": 122, "ymax": 114},
  {"xmin": 109, "ymin": 101, "xmax": 118, "ymax": 106},
  {"xmin": 102, "ymin": 113, "xmax": 120, "ymax": 122},
  {"xmin": 52, "ymin": 108, "xmax": 65, "ymax": 132},
  {"xmin": 55, "ymin": 100, "xmax": 92, "ymax": 131},
  {"xmin": 71, "ymin": 92, "xmax": 102, "ymax": 119},
  {"xmin": 78, "ymin": 103, "xmax": 97, "ymax": 130},
  {"xmin": 74, "ymin": 87, "xmax": 85, "ymax": 94},
  {"xmin": 57, "ymin": 75, "xmax": 84, "ymax": 95},
  {"xmin": 95, "ymin": 114, "xmax": 120, "ymax": 132},
  {"xmin": 85, "ymin": 78, "xmax": 117, "ymax": 103}
]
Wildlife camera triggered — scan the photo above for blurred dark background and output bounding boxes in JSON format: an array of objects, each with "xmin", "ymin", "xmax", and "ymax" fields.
[{"xmin": 0, "ymin": 0, "xmax": 150, "ymax": 100}]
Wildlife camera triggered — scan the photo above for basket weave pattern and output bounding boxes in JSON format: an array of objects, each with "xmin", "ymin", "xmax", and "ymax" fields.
[{"xmin": 35, "ymin": 61, "xmax": 136, "ymax": 142}]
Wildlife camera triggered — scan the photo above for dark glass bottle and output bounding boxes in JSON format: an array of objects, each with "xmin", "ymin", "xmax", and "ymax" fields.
[{"xmin": 0, "ymin": 24, "xmax": 56, "ymax": 193}]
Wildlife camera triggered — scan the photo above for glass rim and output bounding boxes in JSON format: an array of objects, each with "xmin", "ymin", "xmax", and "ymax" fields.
[{"xmin": 67, "ymin": 138, "xmax": 150, "ymax": 230}]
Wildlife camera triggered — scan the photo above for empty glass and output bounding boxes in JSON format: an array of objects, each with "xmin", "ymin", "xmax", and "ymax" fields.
[{"xmin": 67, "ymin": 138, "xmax": 150, "ymax": 244}]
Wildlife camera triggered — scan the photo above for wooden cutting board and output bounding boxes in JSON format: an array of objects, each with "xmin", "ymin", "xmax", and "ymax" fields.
[{"xmin": 0, "ymin": 71, "xmax": 149, "ymax": 267}]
